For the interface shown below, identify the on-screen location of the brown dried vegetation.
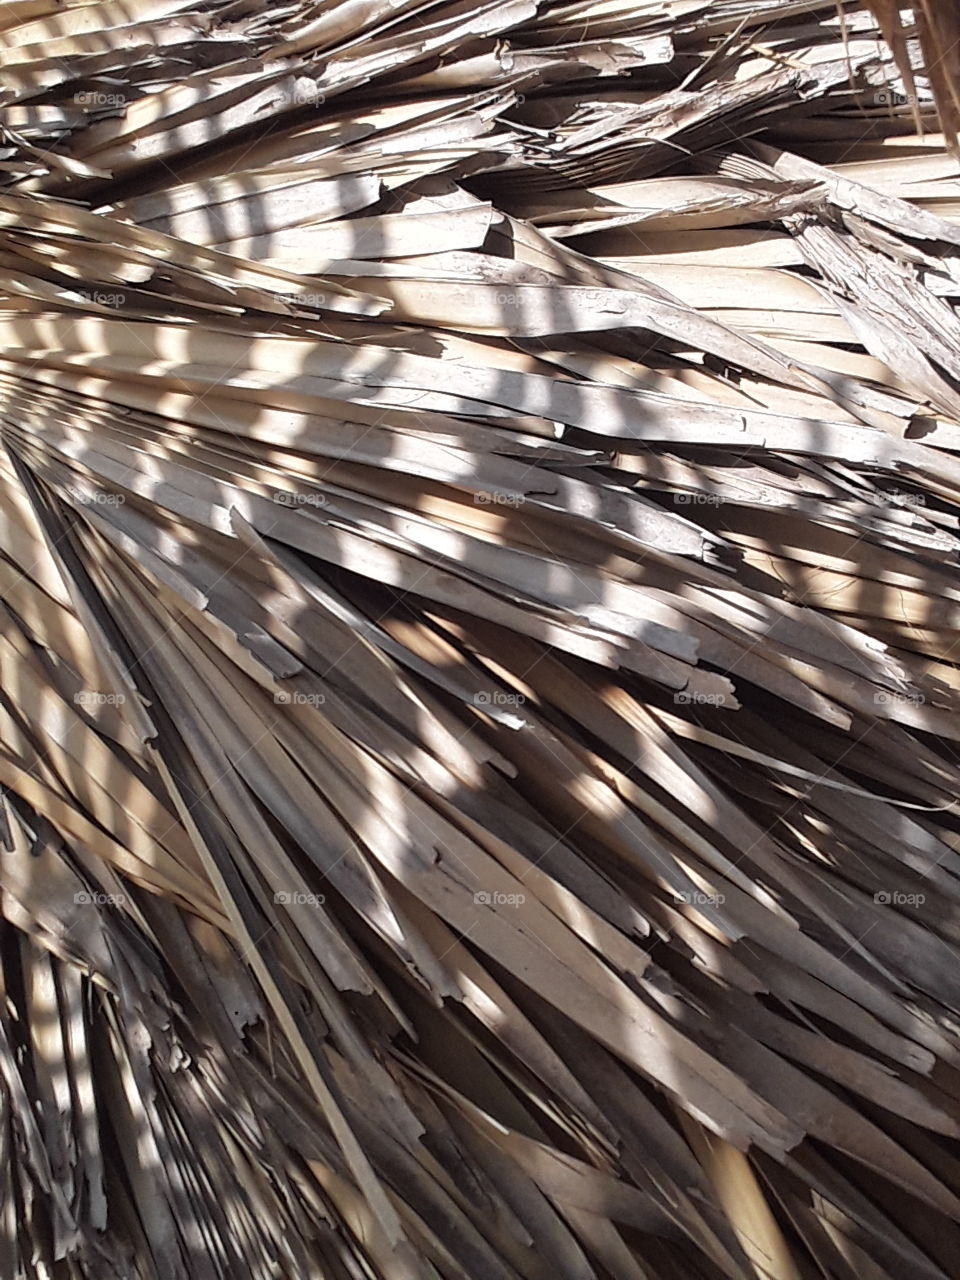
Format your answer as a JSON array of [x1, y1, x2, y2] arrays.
[[2, 3, 960, 1278]]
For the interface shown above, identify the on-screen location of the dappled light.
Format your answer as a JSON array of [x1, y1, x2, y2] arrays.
[[2, 2, 960, 1279]]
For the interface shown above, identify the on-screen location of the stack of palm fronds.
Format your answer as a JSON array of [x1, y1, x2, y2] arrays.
[[3, 2, 960, 1277]]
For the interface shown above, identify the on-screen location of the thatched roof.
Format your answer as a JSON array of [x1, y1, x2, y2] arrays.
[[1, 2, 960, 1277]]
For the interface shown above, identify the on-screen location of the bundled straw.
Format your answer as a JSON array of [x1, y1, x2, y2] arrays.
[[2, 2, 960, 1277]]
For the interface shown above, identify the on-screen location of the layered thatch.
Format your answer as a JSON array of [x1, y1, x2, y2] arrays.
[[2, 2, 960, 1278]]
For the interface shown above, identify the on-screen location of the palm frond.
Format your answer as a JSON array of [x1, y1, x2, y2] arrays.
[[2, 3, 960, 1278]]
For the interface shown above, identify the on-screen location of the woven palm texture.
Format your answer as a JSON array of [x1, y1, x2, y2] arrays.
[[2, 2, 960, 1277]]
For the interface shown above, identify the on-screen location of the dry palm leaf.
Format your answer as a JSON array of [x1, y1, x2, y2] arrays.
[[2, 3, 960, 1279]]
